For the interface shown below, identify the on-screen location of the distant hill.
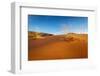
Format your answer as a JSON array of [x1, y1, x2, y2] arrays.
[[28, 31, 54, 39]]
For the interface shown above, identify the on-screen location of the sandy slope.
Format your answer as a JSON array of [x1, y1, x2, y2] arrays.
[[28, 33, 88, 60]]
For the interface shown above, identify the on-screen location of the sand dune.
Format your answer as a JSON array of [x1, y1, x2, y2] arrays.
[[28, 33, 88, 60]]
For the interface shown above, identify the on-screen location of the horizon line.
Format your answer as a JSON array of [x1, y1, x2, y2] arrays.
[[28, 31, 88, 35]]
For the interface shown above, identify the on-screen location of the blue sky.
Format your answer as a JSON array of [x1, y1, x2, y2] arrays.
[[28, 15, 88, 35]]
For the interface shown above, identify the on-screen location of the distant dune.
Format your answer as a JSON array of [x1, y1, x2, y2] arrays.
[[28, 32, 88, 60], [28, 31, 53, 39]]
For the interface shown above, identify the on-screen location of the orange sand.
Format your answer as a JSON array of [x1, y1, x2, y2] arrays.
[[28, 33, 88, 60]]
